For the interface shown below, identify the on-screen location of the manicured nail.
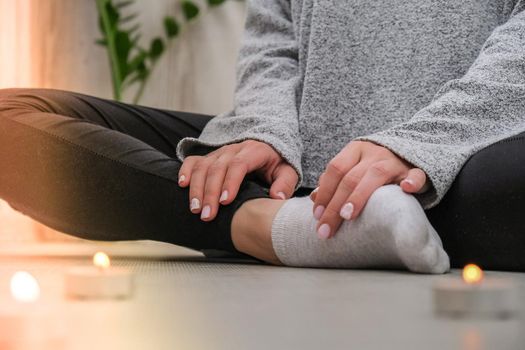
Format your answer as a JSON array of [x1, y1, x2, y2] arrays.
[[402, 178, 414, 186], [178, 175, 186, 185], [340, 202, 354, 220], [313, 205, 325, 220], [317, 224, 331, 239], [201, 205, 211, 219], [220, 190, 229, 203], [277, 192, 286, 200], [190, 198, 200, 211]]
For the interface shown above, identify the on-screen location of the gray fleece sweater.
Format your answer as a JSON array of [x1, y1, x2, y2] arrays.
[[176, 0, 525, 208]]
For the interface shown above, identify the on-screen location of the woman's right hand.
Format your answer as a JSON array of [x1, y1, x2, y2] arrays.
[[178, 140, 298, 222]]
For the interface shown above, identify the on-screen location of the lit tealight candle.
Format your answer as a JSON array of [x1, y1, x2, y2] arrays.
[[433, 264, 517, 318], [65, 252, 133, 299], [1, 272, 65, 350], [10, 270, 41, 303]]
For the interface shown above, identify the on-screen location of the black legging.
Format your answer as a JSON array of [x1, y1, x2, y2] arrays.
[[0, 88, 523, 271], [0, 88, 270, 258]]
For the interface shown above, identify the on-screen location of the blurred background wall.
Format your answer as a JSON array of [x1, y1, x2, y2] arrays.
[[0, 0, 247, 242]]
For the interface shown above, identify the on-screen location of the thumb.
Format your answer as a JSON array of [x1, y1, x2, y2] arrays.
[[269, 164, 298, 200]]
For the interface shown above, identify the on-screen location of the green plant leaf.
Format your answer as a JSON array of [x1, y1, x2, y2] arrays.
[[132, 61, 149, 83], [149, 38, 165, 60], [207, 0, 226, 6], [114, 0, 134, 9], [124, 60, 148, 85], [127, 51, 147, 73], [126, 23, 141, 35], [124, 72, 143, 87], [105, 1, 120, 28], [164, 16, 179, 38], [182, 1, 199, 20], [115, 30, 133, 78], [119, 13, 138, 24]]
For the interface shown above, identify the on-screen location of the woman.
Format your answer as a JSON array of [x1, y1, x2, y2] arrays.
[[1, 0, 524, 272]]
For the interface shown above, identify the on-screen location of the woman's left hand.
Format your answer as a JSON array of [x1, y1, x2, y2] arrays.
[[311, 140, 429, 239]]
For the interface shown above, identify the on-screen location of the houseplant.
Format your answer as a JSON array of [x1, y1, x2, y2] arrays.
[[96, 0, 229, 103]]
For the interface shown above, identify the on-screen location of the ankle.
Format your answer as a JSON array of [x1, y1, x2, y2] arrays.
[[231, 198, 285, 265]]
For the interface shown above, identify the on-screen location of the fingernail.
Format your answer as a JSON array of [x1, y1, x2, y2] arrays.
[[277, 192, 286, 200], [219, 190, 228, 203], [313, 205, 325, 220], [402, 178, 414, 186], [340, 202, 354, 220], [190, 198, 200, 211], [317, 224, 331, 239], [178, 175, 186, 185], [201, 205, 211, 219]]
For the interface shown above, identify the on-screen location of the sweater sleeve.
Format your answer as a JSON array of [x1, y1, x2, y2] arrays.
[[354, 1, 525, 209], [176, 0, 303, 186]]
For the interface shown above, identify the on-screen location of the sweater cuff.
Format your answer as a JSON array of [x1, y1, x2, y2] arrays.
[[353, 133, 466, 209], [176, 134, 304, 191]]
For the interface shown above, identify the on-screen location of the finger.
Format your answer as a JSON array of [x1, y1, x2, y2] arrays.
[[188, 156, 217, 214], [178, 156, 200, 187], [269, 164, 298, 200], [220, 144, 275, 204], [200, 154, 232, 221], [220, 155, 250, 205], [344, 160, 405, 220], [309, 187, 319, 201], [316, 162, 369, 239], [314, 144, 360, 220], [400, 168, 428, 194]]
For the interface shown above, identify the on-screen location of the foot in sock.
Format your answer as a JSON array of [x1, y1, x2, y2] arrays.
[[270, 184, 450, 274]]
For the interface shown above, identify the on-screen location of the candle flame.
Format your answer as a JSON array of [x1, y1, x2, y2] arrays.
[[10, 271, 40, 303], [93, 252, 111, 270], [462, 264, 483, 284]]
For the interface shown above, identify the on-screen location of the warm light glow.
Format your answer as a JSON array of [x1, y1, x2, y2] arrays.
[[10, 271, 40, 303], [93, 252, 111, 270], [0, 0, 32, 88], [462, 264, 483, 284]]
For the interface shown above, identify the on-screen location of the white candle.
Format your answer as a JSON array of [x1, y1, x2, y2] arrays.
[[65, 252, 133, 299], [433, 264, 517, 319], [0, 272, 66, 350]]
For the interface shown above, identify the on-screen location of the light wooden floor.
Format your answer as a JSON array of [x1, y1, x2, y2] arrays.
[[1, 244, 524, 350]]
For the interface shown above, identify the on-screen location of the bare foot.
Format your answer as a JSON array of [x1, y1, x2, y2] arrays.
[[231, 198, 286, 265]]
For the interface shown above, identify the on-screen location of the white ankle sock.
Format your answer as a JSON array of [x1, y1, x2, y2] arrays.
[[271, 185, 450, 274]]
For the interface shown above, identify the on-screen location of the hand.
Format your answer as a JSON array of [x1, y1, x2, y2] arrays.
[[178, 140, 298, 221], [310, 140, 429, 239]]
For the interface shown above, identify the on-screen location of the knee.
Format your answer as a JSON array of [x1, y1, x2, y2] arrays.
[[0, 88, 26, 103], [0, 88, 52, 116], [0, 88, 28, 105], [0, 89, 23, 117]]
